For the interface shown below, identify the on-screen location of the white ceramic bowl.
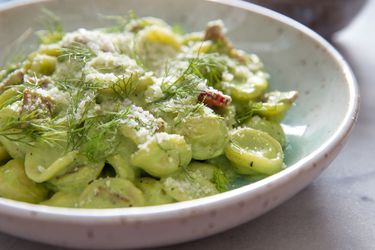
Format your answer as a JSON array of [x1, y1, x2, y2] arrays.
[[0, 0, 359, 249]]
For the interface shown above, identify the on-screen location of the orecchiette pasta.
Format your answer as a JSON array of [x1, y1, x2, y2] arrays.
[[0, 12, 297, 208]]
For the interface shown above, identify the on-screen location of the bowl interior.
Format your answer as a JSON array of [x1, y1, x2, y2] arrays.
[[0, 0, 352, 182]]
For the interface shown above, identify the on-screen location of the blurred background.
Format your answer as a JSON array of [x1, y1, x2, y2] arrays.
[[246, 0, 368, 38], [0, 0, 369, 39], [0, 0, 369, 41]]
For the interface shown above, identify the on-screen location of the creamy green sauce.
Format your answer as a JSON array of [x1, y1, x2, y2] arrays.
[[0, 14, 297, 208]]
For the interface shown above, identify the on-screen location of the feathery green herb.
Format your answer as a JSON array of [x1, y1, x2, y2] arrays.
[[236, 102, 263, 125], [159, 59, 205, 101], [110, 73, 138, 100], [58, 42, 96, 64], [0, 110, 65, 145], [173, 103, 204, 126], [80, 108, 131, 162], [191, 53, 227, 86]]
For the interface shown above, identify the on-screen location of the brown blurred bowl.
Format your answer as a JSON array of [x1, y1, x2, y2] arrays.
[[247, 0, 368, 38]]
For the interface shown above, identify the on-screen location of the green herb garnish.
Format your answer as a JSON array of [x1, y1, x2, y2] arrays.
[[58, 42, 96, 64]]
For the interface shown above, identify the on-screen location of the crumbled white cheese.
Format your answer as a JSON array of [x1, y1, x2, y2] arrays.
[[144, 78, 163, 103], [196, 80, 208, 91], [222, 72, 234, 82], [121, 105, 160, 144], [110, 33, 135, 54], [61, 28, 116, 53], [90, 52, 139, 69], [8, 100, 22, 113], [155, 132, 184, 144], [84, 52, 143, 85], [74, 92, 95, 120], [33, 88, 50, 97], [122, 98, 132, 106], [85, 71, 117, 83], [235, 65, 252, 79], [37, 86, 69, 105], [130, 105, 157, 126]]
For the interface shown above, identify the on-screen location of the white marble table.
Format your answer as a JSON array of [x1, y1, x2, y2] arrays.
[[0, 1, 374, 249]]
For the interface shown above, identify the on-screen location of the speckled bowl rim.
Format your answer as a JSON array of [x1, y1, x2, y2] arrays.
[[0, 0, 359, 223]]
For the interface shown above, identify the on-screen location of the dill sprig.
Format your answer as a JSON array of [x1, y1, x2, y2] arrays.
[[0, 110, 66, 145], [0, 90, 23, 110], [191, 53, 227, 86], [158, 53, 229, 104], [173, 102, 204, 126], [55, 72, 131, 161], [0, 74, 67, 145], [0, 77, 97, 149], [158, 59, 205, 102], [58, 42, 96, 64], [53, 73, 101, 93], [148, 56, 214, 122], [80, 108, 131, 162], [65, 88, 96, 151], [36, 8, 64, 44], [129, 42, 147, 70], [236, 102, 263, 125], [65, 98, 100, 156], [110, 73, 138, 100]]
